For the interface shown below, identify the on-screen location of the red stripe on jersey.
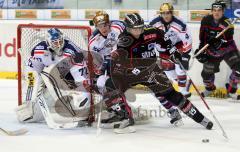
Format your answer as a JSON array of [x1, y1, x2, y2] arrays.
[[34, 51, 45, 55], [171, 25, 186, 33], [178, 44, 192, 53], [63, 53, 71, 57], [88, 37, 96, 48], [111, 25, 123, 32]]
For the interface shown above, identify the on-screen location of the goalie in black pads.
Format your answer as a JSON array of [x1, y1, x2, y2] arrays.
[[103, 13, 213, 131]]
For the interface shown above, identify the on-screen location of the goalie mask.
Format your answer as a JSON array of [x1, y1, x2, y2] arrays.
[[47, 28, 64, 56]]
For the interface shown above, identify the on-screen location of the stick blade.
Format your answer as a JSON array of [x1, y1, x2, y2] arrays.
[[0, 128, 28, 136]]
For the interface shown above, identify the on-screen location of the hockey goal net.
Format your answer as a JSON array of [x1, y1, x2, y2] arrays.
[[17, 24, 92, 106]]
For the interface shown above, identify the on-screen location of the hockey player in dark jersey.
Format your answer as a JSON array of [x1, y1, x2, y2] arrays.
[[103, 13, 213, 130], [195, 1, 240, 100], [89, 11, 183, 126]]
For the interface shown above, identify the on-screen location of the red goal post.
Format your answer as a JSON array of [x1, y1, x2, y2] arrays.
[[17, 24, 92, 106]]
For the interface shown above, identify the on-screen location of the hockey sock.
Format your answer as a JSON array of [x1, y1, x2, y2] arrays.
[[157, 96, 174, 110]]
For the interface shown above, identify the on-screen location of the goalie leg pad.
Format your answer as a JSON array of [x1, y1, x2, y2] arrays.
[[24, 70, 42, 102], [15, 101, 44, 123]]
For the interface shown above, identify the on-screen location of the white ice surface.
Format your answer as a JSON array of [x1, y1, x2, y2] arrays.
[[0, 79, 240, 152]]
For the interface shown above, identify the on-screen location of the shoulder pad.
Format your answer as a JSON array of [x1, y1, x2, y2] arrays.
[[149, 16, 161, 25], [64, 40, 81, 53], [222, 17, 232, 26], [89, 29, 100, 41], [33, 41, 48, 50], [31, 41, 48, 56], [111, 20, 126, 30], [172, 16, 186, 31], [201, 15, 212, 24], [118, 35, 134, 48]]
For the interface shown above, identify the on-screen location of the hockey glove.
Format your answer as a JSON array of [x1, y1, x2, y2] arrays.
[[169, 47, 182, 64], [100, 56, 111, 75], [207, 37, 225, 50], [72, 51, 84, 63], [194, 49, 208, 63]]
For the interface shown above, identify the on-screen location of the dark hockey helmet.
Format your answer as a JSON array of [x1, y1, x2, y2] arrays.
[[124, 13, 144, 29], [212, 0, 226, 10]]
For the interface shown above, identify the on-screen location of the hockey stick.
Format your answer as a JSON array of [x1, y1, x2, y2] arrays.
[[0, 127, 28, 136], [96, 95, 103, 136], [96, 71, 107, 136], [37, 95, 80, 129], [176, 59, 228, 139], [193, 18, 239, 58]]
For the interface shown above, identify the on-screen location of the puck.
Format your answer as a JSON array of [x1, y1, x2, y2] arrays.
[[202, 139, 209, 143]]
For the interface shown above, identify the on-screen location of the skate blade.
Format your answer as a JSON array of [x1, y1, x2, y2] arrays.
[[114, 126, 136, 134], [173, 120, 184, 127]]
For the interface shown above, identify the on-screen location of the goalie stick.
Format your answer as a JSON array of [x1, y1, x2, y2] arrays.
[[37, 94, 81, 129], [0, 127, 28, 136], [37, 70, 85, 129]]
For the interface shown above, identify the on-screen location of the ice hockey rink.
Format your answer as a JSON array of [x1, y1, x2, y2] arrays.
[[0, 79, 240, 152]]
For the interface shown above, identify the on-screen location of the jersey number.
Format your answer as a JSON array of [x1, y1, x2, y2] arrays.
[[79, 67, 88, 76]]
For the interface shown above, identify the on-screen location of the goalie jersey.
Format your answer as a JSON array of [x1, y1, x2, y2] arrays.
[[27, 39, 88, 78]]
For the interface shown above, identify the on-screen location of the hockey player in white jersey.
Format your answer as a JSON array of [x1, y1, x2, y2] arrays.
[[149, 3, 193, 126], [150, 3, 192, 97], [89, 11, 125, 76], [88, 11, 135, 126], [15, 28, 94, 129]]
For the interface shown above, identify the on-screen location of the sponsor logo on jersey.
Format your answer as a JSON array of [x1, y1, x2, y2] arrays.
[[93, 46, 104, 52], [141, 50, 156, 58], [35, 45, 45, 50], [144, 34, 157, 40], [27, 72, 35, 87]]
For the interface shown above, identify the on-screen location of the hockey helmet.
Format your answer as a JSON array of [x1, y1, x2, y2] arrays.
[[159, 3, 174, 13], [47, 28, 64, 56], [212, 0, 226, 10], [93, 11, 110, 26], [124, 13, 144, 29]]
